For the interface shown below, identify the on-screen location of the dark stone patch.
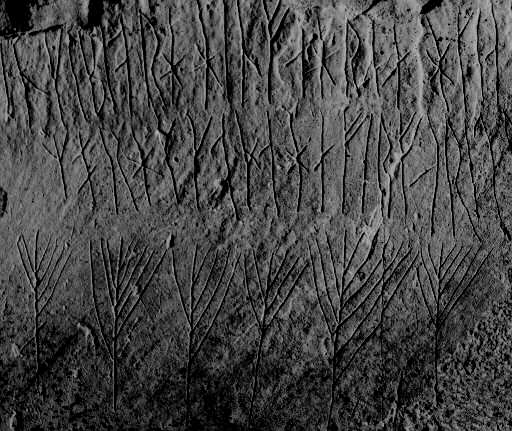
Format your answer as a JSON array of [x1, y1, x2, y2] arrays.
[[420, 0, 444, 15], [83, 0, 122, 29], [83, 0, 105, 28], [0, 187, 7, 217], [0, 0, 122, 36], [5, 0, 35, 32]]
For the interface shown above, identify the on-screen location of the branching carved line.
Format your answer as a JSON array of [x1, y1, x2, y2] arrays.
[[287, 110, 309, 214], [476, 9, 484, 107], [455, 9, 481, 224], [380, 112, 420, 220], [109, 126, 140, 212], [0, 40, 13, 120], [303, 15, 337, 99], [478, 118, 511, 240], [223, 0, 232, 103], [261, 112, 280, 217], [371, 20, 380, 99], [163, 5, 185, 106], [186, 113, 213, 212], [443, 119, 456, 239], [377, 115, 385, 219], [235, 0, 262, 105], [320, 113, 326, 211], [99, 128, 120, 215], [399, 113, 422, 220], [194, 0, 223, 111], [393, 24, 401, 110], [157, 120, 181, 207], [424, 17, 452, 114], [68, 33, 91, 123], [77, 31, 107, 118], [427, 115, 441, 236], [313, 110, 366, 173], [426, 16, 480, 223], [491, 3, 500, 115], [379, 30, 410, 107], [236, 111, 261, 211], [345, 20, 364, 97], [361, 114, 373, 215], [139, 12, 159, 121], [12, 40, 35, 129], [43, 27, 66, 129], [446, 121, 481, 241], [220, 113, 240, 220], [261, 0, 289, 105], [128, 130, 163, 208], [456, 7, 473, 131], [73, 132, 98, 210], [100, 23, 120, 113], [120, 15, 135, 123], [40, 130, 69, 201]]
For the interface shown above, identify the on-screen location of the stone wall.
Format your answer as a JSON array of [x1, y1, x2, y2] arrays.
[[0, 0, 511, 429]]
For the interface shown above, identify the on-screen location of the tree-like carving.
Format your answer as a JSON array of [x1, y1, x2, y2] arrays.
[[170, 244, 240, 428], [89, 237, 166, 412], [16, 231, 72, 375], [242, 243, 308, 428], [308, 229, 417, 429], [416, 238, 494, 404]]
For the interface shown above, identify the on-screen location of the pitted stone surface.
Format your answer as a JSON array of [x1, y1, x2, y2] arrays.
[[0, 0, 511, 429]]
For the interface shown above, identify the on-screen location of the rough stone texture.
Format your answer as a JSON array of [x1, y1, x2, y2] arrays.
[[0, 0, 511, 429]]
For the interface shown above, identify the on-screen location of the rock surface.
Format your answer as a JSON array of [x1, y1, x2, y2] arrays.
[[0, 0, 511, 429]]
